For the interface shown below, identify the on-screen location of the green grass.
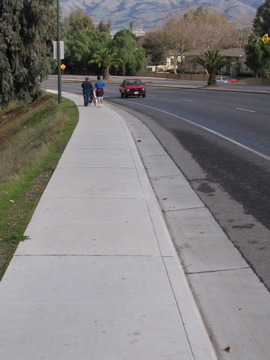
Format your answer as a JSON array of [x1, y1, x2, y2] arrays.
[[0, 93, 79, 279]]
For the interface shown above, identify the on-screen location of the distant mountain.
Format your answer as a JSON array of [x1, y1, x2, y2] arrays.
[[60, 0, 264, 31]]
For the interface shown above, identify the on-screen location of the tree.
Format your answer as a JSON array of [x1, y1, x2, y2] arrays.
[[113, 30, 146, 75], [253, 0, 270, 36], [63, 10, 96, 72], [185, 7, 238, 53], [245, 1, 270, 78], [195, 50, 231, 86], [245, 33, 270, 77], [63, 13, 146, 77], [0, 0, 56, 108], [143, 7, 238, 74], [63, 11, 113, 74], [89, 48, 122, 79], [235, 26, 253, 49], [143, 31, 167, 66], [97, 20, 111, 33], [160, 16, 195, 73]]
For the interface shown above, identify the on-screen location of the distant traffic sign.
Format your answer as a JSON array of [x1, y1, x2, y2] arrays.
[[261, 34, 270, 43]]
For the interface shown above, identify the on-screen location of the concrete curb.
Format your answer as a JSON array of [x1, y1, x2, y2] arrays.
[[109, 103, 270, 360]]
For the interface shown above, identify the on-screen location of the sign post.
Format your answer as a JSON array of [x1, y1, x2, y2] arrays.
[[57, 0, 62, 104]]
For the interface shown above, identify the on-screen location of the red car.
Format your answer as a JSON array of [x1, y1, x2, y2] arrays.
[[228, 78, 239, 83], [119, 78, 146, 98]]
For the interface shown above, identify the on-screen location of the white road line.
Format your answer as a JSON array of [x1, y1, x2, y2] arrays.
[[135, 103, 270, 162], [236, 107, 256, 113]]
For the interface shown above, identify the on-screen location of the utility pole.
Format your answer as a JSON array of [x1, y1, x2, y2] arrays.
[[57, 0, 62, 103]]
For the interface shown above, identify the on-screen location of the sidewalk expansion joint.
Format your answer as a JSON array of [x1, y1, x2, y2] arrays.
[[164, 205, 205, 213], [14, 254, 174, 258], [185, 266, 250, 275]]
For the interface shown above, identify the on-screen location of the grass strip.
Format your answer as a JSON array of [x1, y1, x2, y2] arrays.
[[0, 93, 79, 279]]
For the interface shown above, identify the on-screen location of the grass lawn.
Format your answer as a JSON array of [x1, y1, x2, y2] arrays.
[[0, 93, 79, 279]]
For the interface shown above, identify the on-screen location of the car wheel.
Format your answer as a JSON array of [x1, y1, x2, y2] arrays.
[[142, 94, 146, 97]]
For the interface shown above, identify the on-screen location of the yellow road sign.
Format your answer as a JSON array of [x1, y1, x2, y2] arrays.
[[60, 64, 66, 70], [261, 34, 269, 43]]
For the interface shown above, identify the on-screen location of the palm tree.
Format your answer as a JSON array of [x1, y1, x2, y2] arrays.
[[195, 50, 231, 86], [89, 48, 122, 79]]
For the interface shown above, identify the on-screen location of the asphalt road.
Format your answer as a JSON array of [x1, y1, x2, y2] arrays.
[[43, 77, 270, 290]]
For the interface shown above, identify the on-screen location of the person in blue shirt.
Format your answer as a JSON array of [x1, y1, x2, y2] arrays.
[[81, 77, 93, 107], [94, 75, 106, 107]]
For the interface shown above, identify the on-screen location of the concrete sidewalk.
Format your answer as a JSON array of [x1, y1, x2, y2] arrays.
[[0, 92, 216, 360]]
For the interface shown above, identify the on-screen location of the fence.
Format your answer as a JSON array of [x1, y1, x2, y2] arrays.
[[135, 72, 209, 81]]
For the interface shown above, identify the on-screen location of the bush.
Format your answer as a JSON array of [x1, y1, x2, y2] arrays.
[[237, 73, 253, 78]]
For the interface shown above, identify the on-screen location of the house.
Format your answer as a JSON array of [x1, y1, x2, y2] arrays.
[[165, 49, 251, 75], [218, 49, 250, 75]]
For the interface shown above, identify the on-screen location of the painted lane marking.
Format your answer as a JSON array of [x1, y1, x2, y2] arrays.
[[236, 107, 256, 113], [129, 102, 270, 161]]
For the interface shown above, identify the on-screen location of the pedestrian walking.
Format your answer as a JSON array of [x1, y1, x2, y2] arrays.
[[94, 75, 106, 107], [81, 77, 93, 107]]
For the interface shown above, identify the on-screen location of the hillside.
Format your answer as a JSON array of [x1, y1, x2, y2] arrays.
[[60, 0, 264, 31]]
